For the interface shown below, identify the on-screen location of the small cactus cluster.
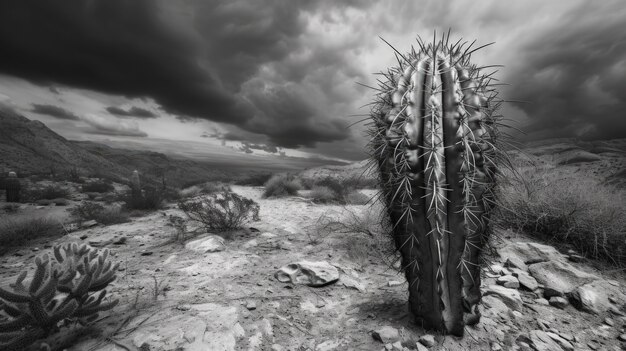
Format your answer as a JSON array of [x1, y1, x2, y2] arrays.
[[0, 243, 119, 351], [367, 32, 508, 336]]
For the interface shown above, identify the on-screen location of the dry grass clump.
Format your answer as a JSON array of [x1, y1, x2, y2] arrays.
[[0, 216, 65, 247], [70, 201, 129, 225], [263, 174, 302, 198], [496, 163, 626, 266], [307, 177, 370, 205]]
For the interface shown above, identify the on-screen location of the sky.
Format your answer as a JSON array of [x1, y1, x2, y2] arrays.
[[0, 0, 625, 162]]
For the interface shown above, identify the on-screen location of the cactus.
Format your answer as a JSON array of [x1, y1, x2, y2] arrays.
[[0, 244, 119, 350], [130, 170, 141, 197], [367, 32, 507, 336], [5, 171, 20, 203]]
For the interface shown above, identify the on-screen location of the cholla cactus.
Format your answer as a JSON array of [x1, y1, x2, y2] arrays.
[[5, 171, 20, 203], [130, 170, 141, 197], [367, 32, 508, 335], [0, 244, 119, 350]]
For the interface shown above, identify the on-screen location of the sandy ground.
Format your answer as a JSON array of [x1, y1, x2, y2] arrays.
[[1, 185, 625, 351]]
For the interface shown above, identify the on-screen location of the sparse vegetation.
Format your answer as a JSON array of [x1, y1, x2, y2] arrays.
[[122, 186, 163, 211], [307, 177, 370, 204], [178, 191, 260, 232], [263, 174, 302, 197], [81, 180, 114, 193], [0, 244, 119, 350], [496, 164, 626, 266], [22, 184, 70, 202], [167, 215, 188, 242], [235, 172, 274, 186], [70, 201, 129, 225], [0, 217, 65, 248], [178, 182, 231, 199]]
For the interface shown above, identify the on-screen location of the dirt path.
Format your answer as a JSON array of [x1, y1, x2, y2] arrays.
[[1, 185, 625, 351]]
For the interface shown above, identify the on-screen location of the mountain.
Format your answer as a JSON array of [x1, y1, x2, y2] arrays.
[[0, 105, 248, 186]]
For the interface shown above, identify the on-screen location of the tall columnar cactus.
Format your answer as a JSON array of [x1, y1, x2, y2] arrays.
[[367, 33, 506, 336], [130, 170, 141, 197], [5, 171, 20, 203]]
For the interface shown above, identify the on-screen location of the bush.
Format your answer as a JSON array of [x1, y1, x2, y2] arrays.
[[263, 174, 302, 197], [235, 172, 274, 186], [81, 180, 114, 193], [178, 191, 260, 232], [22, 185, 70, 202], [179, 182, 231, 199], [123, 187, 163, 211], [496, 166, 626, 266], [306, 177, 370, 205], [70, 201, 129, 225], [0, 217, 65, 247]]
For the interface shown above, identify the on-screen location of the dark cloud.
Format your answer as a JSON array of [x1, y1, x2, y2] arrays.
[[106, 106, 158, 118], [82, 114, 148, 137], [504, 1, 626, 140], [239, 142, 279, 154], [0, 0, 370, 149], [31, 103, 79, 120]]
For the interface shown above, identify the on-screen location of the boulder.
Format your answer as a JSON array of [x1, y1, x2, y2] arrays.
[[185, 235, 225, 253], [568, 280, 626, 314], [514, 271, 539, 291], [528, 260, 598, 297], [528, 330, 563, 351], [498, 242, 565, 266], [549, 296, 568, 309], [371, 326, 400, 344], [497, 275, 520, 289], [275, 261, 339, 287], [483, 285, 523, 311]]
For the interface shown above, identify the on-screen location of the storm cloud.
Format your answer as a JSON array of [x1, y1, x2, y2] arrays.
[[31, 104, 79, 120], [0, 0, 625, 157], [0, 0, 370, 148], [106, 106, 158, 118]]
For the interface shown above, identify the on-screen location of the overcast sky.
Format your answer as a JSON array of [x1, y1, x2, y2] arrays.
[[0, 0, 624, 161]]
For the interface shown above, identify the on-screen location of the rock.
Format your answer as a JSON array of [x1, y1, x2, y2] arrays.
[[185, 235, 226, 253], [315, 340, 340, 351], [568, 280, 626, 314], [514, 271, 539, 291], [391, 341, 403, 350], [549, 296, 569, 309], [490, 264, 504, 274], [232, 323, 245, 338], [388, 280, 403, 287], [497, 275, 520, 289], [491, 342, 502, 351], [372, 326, 400, 344], [81, 219, 98, 228], [535, 298, 549, 306], [505, 257, 528, 271], [341, 275, 366, 292], [528, 330, 563, 351], [567, 254, 585, 263], [528, 260, 598, 297], [271, 345, 284, 351], [483, 285, 523, 311], [260, 232, 277, 238], [604, 317, 614, 326], [275, 261, 339, 287], [246, 301, 257, 310], [618, 334, 626, 341], [418, 334, 436, 347], [243, 239, 258, 248], [415, 342, 429, 351], [546, 332, 574, 351], [482, 295, 511, 317], [498, 242, 564, 266]]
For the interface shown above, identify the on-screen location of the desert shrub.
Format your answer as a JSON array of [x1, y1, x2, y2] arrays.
[[0, 244, 119, 350], [179, 182, 230, 199], [0, 217, 65, 247], [123, 186, 163, 211], [178, 191, 260, 232], [70, 201, 129, 225], [263, 174, 302, 198], [2, 203, 20, 213], [22, 185, 70, 202], [309, 186, 338, 203], [235, 172, 274, 186], [306, 177, 370, 205], [81, 180, 114, 193], [496, 166, 626, 266]]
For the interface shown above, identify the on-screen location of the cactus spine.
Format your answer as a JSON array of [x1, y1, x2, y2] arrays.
[[368, 32, 504, 336]]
